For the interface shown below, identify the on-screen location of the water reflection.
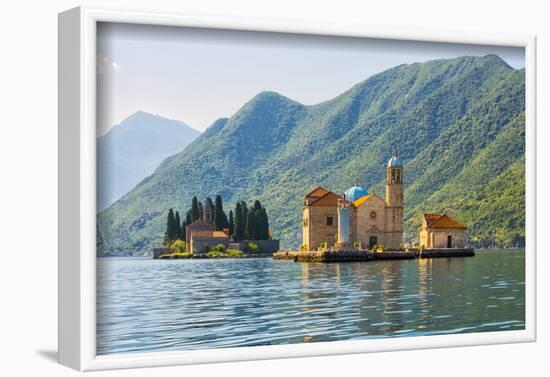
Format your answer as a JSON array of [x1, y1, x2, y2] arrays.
[[97, 249, 525, 355]]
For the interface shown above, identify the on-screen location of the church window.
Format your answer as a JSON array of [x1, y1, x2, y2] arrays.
[[326, 216, 333, 226], [370, 211, 377, 219]]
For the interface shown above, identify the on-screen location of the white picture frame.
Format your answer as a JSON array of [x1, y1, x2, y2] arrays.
[[58, 6, 537, 371]]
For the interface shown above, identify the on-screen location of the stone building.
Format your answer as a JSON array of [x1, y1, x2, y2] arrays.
[[185, 220, 214, 252], [185, 219, 232, 253], [302, 149, 404, 251], [419, 213, 468, 249], [302, 187, 340, 249], [190, 230, 230, 253]]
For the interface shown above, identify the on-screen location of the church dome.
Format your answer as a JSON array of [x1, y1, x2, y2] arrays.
[[387, 155, 402, 168], [344, 186, 369, 202]]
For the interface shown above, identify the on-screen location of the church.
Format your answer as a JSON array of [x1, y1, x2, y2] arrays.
[[302, 150, 404, 251]]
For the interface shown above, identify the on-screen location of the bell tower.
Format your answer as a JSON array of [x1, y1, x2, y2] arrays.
[[385, 147, 404, 249]]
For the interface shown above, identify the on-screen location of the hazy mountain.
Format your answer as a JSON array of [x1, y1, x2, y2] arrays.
[[98, 55, 525, 253], [97, 111, 200, 211]]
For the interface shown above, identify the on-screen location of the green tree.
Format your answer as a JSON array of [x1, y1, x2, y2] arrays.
[[191, 196, 200, 222], [204, 197, 214, 223], [240, 201, 248, 238], [174, 211, 182, 240], [253, 200, 262, 211], [255, 207, 270, 240], [233, 202, 244, 241], [214, 195, 225, 230], [228, 210, 234, 237], [263, 208, 270, 239], [186, 209, 193, 226], [246, 210, 256, 240], [166, 208, 177, 242], [251, 200, 269, 240], [198, 201, 204, 221], [163, 231, 170, 247], [222, 210, 229, 229], [180, 220, 187, 241]]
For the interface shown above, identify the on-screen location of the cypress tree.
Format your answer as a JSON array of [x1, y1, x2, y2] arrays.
[[166, 208, 177, 242], [228, 210, 234, 237], [191, 196, 200, 221], [262, 208, 270, 239], [204, 197, 214, 224], [256, 208, 269, 240], [222, 211, 229, 229], [214, 195, 225, 230], [163, 231, 170, 247], [175, 211, 182, 240], [241, 201, 248, 238], [186, 209, 193, 226], [246, 210, 256, 240], [252, 209, 261, 240], [180, 220, 187, 241], [233, 202, 244, 241], [252, 200, 266, 240], [198, 202, 204, 221], [253, 200, 262, 211]]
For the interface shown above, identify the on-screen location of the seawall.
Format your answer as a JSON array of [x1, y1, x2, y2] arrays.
[[273, 248, 475, 263]]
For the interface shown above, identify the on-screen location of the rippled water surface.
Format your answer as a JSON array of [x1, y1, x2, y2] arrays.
[[97, 249, 525, 355]]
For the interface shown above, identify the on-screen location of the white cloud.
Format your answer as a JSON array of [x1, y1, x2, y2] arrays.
[[97, 54, 121, 75]]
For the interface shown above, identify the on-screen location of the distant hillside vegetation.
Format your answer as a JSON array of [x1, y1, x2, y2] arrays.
[[97, 111, 200, 211], [98, 55, 525, 253]]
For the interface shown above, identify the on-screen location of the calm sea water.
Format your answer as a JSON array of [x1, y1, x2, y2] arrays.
[[97, 249, 525, 355]]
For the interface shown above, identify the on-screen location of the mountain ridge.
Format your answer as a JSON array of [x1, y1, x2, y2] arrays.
[[98, 55, 525, 253], [96, 111, 201, 211]]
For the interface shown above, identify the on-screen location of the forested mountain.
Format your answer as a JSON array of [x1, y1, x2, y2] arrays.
[[97, 111, 200, 210], [97, 55, 525, 253]]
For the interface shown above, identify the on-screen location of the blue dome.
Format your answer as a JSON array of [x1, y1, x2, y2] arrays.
[[344, 186, 369, 202], [387, 156, 402, 168]]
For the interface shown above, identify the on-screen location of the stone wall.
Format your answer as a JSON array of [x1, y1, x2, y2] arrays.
[[384, 206, 403, 250], [419, 229, 429, 248], [229, 240, 280, 254], [190, 237, 230, 253], [303, 205, 338, 250], [152, 247, 170, 259], [355, 196, 387, 248], [420, 228, 468, 249]]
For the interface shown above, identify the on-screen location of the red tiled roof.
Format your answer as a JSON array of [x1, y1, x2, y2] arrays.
[[191, 230, 229, 238], [308, 191, 339, 206], [191, 230, 214, 237], [423, 213, 467, 229]]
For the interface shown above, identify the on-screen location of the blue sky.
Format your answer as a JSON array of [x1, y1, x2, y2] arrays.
[[97, 22, 524, 136]]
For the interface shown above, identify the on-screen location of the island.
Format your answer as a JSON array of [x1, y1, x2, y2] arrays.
[[274, 148, 474, 262], [153, 195, 279, 259]]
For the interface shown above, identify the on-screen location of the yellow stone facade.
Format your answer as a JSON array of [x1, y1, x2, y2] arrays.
[[353, 194, 388, 248], [302, 205, 338, 251]]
